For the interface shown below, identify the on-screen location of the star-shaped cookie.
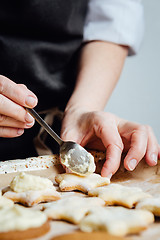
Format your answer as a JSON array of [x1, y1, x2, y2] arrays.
[[55, 173, 110, 193], [43, 196, 105, 224], [80, 206, 154, 237], [88, 183, 151, 208], [136, 197, 160, 216], [2, 172, 60, 206]]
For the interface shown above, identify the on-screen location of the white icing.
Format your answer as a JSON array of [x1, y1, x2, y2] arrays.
[[10, 172, 55, 192], [0, 205, 47, 232], [61, 145, 96, 176], [0, 196, 14, 209]]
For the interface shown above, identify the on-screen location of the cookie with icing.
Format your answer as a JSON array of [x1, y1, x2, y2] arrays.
[[0, 196, 14, 209], [0, 205, 50, 239], [0, 190, 14, 209], [2, 172, 60, 206]]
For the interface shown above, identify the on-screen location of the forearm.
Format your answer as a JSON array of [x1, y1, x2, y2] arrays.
[[61, 41, 159, 177], [66, 41, 128, 112]]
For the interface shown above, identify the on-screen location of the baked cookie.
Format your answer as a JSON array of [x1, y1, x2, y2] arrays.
[[136, 197, 160, 216], [88, 183, 151, 208], [80, 206, 154, 237], [55, 173, 110, 193], [0, 195, 14, 209], [0, 205, 50, 239], [43, 196, 105, 224], [2, 172, 60, 206], [52, 232, 125, 240]]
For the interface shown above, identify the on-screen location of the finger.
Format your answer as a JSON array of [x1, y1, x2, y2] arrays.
[[124, 126, 148, 171], [61, 126, 84, 144], [0, 75, 38, 108], [0, 94, 34, 123], [93, 122, 123, 177], [0, 127, 24, 138], [101, 144, 123, 178], [0, 114, 35, 129], [145, 126, 159, 166]]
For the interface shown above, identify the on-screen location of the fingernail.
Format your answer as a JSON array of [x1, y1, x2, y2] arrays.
[[25, 112, 34, 123], [26, 119, 35, 127], [150, 153, 157, 164], [17, 129, 24, 135], [128, 159, 137, 171], [25, 96, 37, 107]]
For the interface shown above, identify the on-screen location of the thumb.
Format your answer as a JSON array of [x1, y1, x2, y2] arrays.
[[60, 126, 84, 145]]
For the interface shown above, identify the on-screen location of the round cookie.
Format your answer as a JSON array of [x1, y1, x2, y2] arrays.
[[0, 205, 50, 239], [51, 232, 126, 240], [0, 221, 50, 240]]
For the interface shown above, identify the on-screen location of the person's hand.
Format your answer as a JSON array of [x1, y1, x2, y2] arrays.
[[0, 75, 38, 138], [61, 108, 160, 177]]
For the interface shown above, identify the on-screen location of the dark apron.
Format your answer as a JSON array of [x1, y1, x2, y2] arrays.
[[0, 0, 88, 160]]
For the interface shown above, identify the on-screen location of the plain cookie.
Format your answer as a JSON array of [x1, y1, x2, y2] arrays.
[[55, 173, 110, 193], [43, 196, 105, 224], [136, 197, 160, 216], [88, 183, 151, 208], [80, 206, 154, 237]]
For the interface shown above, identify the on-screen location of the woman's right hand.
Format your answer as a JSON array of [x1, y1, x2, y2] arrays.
[[0, 75, 38, 138]]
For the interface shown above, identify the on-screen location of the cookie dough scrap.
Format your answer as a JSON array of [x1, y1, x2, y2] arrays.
[[0, 205, 50, 240], [88, 183, 151, 208], [43, 196, 105, 224], [2, 172, 60, 206], [80, 206, 154, 237], [136, 197, 160, 216], [55, 173, 110, 193]]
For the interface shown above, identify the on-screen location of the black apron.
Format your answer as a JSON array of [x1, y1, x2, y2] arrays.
[[0, 0, 88, 160]]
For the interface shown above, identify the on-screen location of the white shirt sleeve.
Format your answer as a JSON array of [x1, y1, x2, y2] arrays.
[[83, 0, 144, 55]]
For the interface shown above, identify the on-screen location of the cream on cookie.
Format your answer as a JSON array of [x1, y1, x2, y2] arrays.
[[3, 172, 60, 206], [0, 190, 14, 209], [10, 172, 54, 192], [60, 145, 96, 176], [0, 205, 50, 239]]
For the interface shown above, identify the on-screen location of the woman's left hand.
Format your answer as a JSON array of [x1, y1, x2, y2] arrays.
[[61, 108, 160, 177]]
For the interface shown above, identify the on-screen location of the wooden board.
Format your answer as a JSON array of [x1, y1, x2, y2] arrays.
[[0, 154, 160, 240]]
